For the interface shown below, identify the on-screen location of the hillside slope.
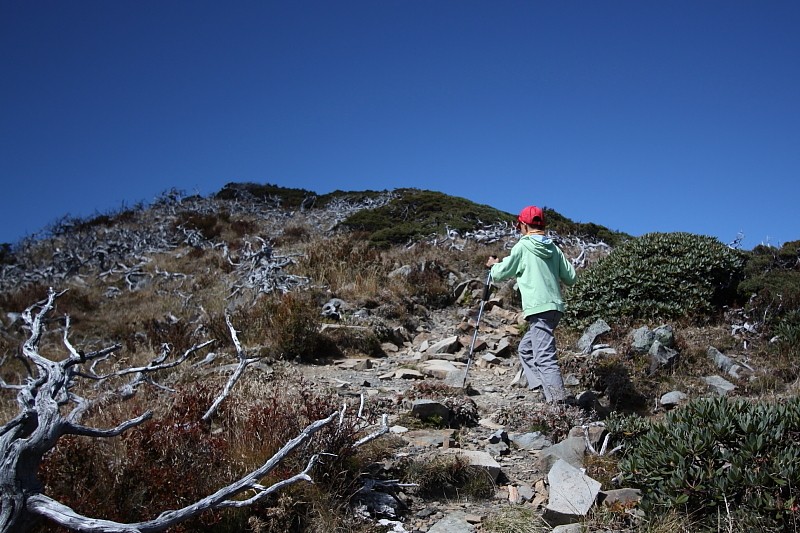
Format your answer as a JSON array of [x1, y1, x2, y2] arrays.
[[1, 184, 799, 532]]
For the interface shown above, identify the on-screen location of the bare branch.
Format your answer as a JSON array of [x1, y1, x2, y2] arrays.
[[354, 414, 389, 447], [64, 411, 153, 439], [79, 341, 214, 380], [200, 314, 258, 422]]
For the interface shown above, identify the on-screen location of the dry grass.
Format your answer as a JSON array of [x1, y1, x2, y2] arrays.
[[405, 454, 496, 500], [31, 368, 395, 532], [482, 506, 551, 533]]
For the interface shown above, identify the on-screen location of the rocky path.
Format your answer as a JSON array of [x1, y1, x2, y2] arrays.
[[296, 297, 622, 532]]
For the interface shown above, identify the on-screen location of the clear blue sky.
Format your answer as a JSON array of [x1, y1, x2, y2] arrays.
[[2, 1, 798, 249]]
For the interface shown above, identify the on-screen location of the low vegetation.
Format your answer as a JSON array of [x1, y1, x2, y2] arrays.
[[609, 396, 800, 532], [565, 232, 746, 328], [1, 184, 799, 531]]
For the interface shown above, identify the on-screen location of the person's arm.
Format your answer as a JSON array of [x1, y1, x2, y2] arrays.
[[487, 247, 520, 282], [558, 250, 577, 286]]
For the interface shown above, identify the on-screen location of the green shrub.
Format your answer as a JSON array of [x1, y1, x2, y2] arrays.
[[774, 309, 800, 358], [215, 182, 315, 208], [565, 232, 745, 327], [738, 240, 800, 332], [0, 243, 14, 264], [338, 189, 510, 246], [616, 396, 800, 527]]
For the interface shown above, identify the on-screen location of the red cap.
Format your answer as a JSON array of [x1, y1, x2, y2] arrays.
[[518, 206, 545, 227]]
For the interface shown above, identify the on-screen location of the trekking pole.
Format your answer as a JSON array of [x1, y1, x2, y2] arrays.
[[461, 269, 493, 387]]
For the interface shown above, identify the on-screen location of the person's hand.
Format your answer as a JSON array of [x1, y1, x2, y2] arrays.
[[485, 255, 499, 267]]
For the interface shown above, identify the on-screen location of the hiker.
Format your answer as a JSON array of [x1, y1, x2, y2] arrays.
[[486, 206, 577, 403]]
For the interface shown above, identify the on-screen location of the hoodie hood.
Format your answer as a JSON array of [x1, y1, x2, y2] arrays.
[[520, 235, 554, 258]]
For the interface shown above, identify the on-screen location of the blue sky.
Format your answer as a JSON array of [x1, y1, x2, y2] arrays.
[[2, 1, 798, 249]]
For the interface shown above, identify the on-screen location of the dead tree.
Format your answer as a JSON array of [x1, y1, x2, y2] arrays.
[[0, 288, 387, 533]]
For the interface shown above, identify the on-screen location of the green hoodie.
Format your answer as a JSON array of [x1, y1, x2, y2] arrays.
[[489, 235, 577, 317]]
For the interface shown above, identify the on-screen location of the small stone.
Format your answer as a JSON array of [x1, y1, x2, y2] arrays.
[[660, 391, 688, 408]]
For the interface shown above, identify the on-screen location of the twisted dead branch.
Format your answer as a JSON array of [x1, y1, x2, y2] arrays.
[[0, 288, 388, 533]]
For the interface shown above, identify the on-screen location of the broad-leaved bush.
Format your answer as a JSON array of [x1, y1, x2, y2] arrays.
[[614, 396, 800, 529], [565, 232, 744, 327]]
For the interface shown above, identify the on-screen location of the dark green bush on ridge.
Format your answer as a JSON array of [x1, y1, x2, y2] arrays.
[[339, 189, 511, 246], [564, 232, 745, 327], [215, 182, 316, 208]]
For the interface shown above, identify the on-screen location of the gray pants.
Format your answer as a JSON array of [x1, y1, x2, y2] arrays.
[[518, 310, 567, 403]]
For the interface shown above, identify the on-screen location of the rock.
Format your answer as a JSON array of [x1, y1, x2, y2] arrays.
[[477, 353, 500, 367], [487, 306, 519, 323], [577, 319, 611, 354], [517, 483, 535, 502], [453, 280, 472, 301], [415, 507, 437, 518], [403, 429, 456, 448], [443, 449, 502, 481], [459, 335, 487, 352], [377, 518, 410, 532], [420, 359, 462, 380], [413, 331, 432, 347], [570, 425, 605, 452], [353, 485, 401, 518], [552, 525, 588, 533], [708, 346, 748, 379], [388, 265, 413, 278], [479, 418, 505, 430], [488, 429, 509, 444], [544, 459, 601, 524], [648, 340, 679, 374], [411, 399, 451, 422], [428, 511, 475, 533], [491, 338, 513, 358], [381, 342, 399, 353], [427, 335, 461, 355], [590, 347, 617, 357], [703, 375, 736, 395], [443, 370, 470, 388], [389, 425, 409, 434], [660, 391, 688, 408], [510, 431, 552, 451], [321, 298, 346, 320], [653, 324, 675, 347], [599, 487, 642, 507], [384, 368, 425, 380], [538, 436, 586, 471], [354, 359, 373, 370], [631, 326, 655, 352], [464, 513, 482, 524], [510, 368, 527, 387], [485, 441, 509, 457], [575, 390, 600, 411]]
